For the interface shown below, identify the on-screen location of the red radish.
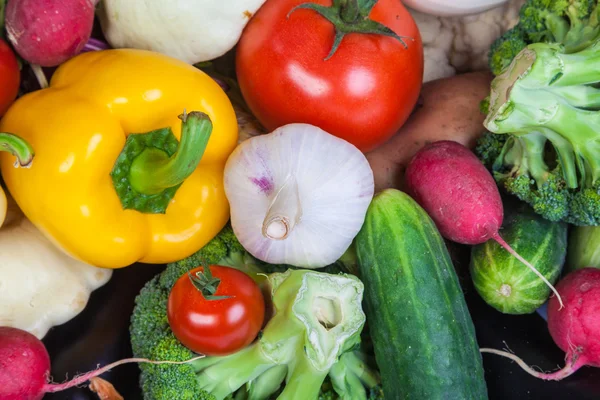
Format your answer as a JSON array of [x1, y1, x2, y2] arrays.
[[0, 326, 203, 400], [481, 268, 600, 380], [5, 0, 97, 67], [404, 140, 563, 307]]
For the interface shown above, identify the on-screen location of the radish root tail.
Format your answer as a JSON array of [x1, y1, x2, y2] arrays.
[[30, 64, 49, 90], [492, 232, 564, 309], [480, 348, 584, 381], [42, 355, 205, 393]]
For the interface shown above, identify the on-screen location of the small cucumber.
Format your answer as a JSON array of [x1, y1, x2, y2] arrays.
[[356, 189, 488, 400], [470, 200, 567, 314], [567, 226, 600, 272]]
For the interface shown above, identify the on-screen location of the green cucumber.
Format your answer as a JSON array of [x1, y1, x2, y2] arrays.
[[567, 226, 600, 272], [470, 200, 567, 315], [355, 189, 487, 400]]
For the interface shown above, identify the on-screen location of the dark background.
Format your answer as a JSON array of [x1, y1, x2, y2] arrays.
[[41, 246, 600, 400]]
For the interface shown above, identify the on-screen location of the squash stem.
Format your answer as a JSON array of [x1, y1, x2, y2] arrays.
[[262, 175, 302, 240], [128, 111, 212, 195]]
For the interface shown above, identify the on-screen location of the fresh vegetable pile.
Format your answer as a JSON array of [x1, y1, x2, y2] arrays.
[[2, 0, 600, 399]]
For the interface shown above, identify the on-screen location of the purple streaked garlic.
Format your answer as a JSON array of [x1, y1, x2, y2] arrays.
[[224, 123, 374, 268]]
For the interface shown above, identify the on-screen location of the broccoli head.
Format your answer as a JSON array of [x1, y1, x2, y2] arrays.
[[488, 0, 600, 75], [480, 36, 600, 225], [130, 226, 379, 399], [159, 224, 291, 290]]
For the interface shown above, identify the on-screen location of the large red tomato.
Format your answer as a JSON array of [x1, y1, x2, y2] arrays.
[[167, 265, 265, 356], [0, 39, 20, 117], [236, 0, 423, 152]]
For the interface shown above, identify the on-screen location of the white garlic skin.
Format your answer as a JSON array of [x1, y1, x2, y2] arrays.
[[224, 123, 375, 269]]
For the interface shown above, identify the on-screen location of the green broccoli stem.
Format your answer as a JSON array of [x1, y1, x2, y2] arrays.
[[543, 12, 570, 43], [196, 345, 274, 400], [247, 365, 287, 400], [277, 356, 329, 400], [485, 43, 600, 189], [550, 85, 600, 108], [543, 105, 600, 186], [234, 390, 249, 400], [329, 359, 367, 400], [502, 132, 550, 186], [539, 128, 578, 188], [339, 352, 380, 389], [563, 3, 600, 53]]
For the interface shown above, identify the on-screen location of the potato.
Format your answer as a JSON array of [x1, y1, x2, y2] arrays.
[[366, 71, 494, 192]]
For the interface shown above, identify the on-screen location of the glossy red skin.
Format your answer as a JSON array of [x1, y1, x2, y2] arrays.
[[405, 140, 504, 245], [5, 0, 95, 67], [548, 268, 600, 368], [167, 265, 265, 356], [0, 39, 20, 117], [236, 0, 424, 152], [0, 327, 50, 400]]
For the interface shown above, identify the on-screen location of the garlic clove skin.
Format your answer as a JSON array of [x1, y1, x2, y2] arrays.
[[224, 123, 374, 268]]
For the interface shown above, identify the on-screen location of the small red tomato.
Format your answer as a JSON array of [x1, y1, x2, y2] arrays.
[[236, 0, 424, 152], [167, 265, 265, 356], [0, 39, 20, 117]]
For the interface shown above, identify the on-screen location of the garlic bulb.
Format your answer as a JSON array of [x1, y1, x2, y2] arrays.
[[224, 123, 374, 268]]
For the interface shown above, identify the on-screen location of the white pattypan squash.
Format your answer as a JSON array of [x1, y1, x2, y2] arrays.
[[0, 197, 112, 339], [97, 0, 267, 64]]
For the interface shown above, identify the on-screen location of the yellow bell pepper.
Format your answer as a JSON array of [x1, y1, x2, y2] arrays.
[[0, 49, 238, 269]]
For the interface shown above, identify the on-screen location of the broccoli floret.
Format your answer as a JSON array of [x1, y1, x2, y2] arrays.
[[130, 230, 379, 399], [488, 0, 600, 74], [482, 35, 600, 225], [479, 96, 491, 115], [488, 26, 529, 75], [130, 276, 215, 399], [159, 224, 290, 290], [474, 131, 508, 169], [569, 184, 600, 224]]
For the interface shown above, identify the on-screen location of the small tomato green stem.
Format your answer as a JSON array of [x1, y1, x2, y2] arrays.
[[339, 0, 359, 22], [128, 111, 212, 195], [0, 133, 35, 167], [188, 266, 231, 301]]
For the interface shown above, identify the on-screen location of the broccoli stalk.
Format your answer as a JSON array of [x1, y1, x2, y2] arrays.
[[488, 0, 600, 75], [483, 39, 600, 225]]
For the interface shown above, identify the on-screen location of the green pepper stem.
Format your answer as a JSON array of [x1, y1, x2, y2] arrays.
[[0, 133, 35, 167], [128, 111, 213, 195]]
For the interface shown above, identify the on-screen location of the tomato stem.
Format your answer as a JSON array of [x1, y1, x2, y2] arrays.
[[287, 0, 414, 60], [189, 266, 232, 301]]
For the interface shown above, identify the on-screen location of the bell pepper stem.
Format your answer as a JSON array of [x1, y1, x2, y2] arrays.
[[0, 133, 35, 167], [128, 111, 213, 195]]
